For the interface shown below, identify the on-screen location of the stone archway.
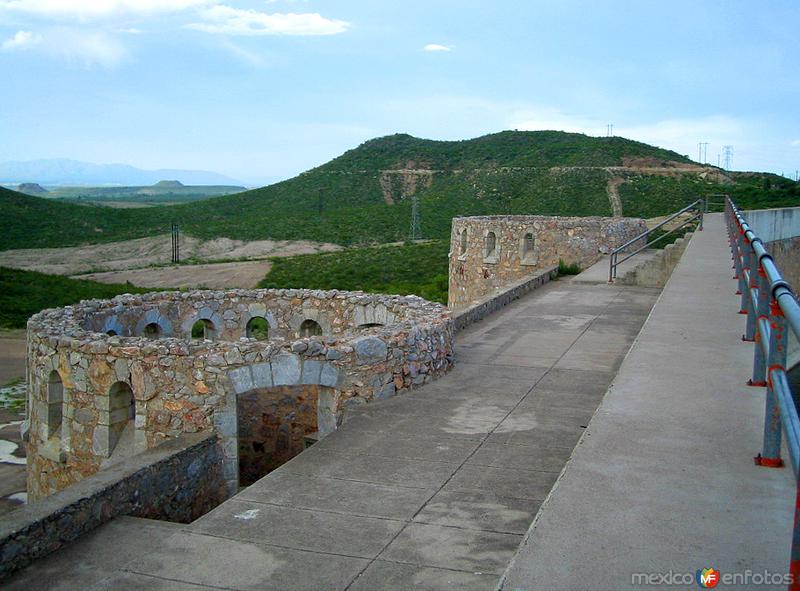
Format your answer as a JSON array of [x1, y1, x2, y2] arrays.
[[217, 356, 342, 493], [236, 384, 336, 486]]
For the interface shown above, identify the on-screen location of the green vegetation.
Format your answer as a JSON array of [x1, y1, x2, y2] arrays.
[[259, 241, 450, 304], [1, 131, 797, 251], [0, 267, 151, 329], [246, 317, 270, 340], [557, 259, 582, 275]]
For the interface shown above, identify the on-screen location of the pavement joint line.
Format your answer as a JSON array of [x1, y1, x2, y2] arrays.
[[370, 557, 504, 577], [275, 469, 436, 490], [170, 529, 378, 562], [210, 496, 410, 524], [114, 569, 234, 591], [280, 448, 463, 466], [225, 492, 541, 536]]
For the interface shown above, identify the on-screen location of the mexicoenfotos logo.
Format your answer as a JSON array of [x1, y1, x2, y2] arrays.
[[696, 567, 720, 588]]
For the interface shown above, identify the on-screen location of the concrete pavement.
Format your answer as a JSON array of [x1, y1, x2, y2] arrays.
[[499, 213, 796, 590], [4, 274, 659, 590]]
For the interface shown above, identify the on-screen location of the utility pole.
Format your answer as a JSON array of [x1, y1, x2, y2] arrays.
[[698, 142, 709, 164], [723, 145, 733, 170], [717, 154, 721, 168], [171, 223, 180, 264], [408, 195, 421, 242]]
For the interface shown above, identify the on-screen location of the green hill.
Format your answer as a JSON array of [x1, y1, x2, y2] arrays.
[[0, 267, 152, 329], [1, 131, 798, 251]]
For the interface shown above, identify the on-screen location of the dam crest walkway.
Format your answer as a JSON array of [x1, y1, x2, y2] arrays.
[[5, 214, 793, 590]]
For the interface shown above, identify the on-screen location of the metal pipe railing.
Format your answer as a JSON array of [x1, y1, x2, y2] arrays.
[[726, 197, 800, 589], [609, 199, 704, 282]]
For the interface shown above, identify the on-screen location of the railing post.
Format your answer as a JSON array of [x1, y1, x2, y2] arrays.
[[733, 229, 742, 280], [755, 299, 787, 468], [750, 263, 770, 386], [738, 233, 749, 310], [744, 245, 758, 341], [698, 201, 704, 231]]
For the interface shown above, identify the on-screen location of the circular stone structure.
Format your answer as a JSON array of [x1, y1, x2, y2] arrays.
[[25, 289, 454, 499]]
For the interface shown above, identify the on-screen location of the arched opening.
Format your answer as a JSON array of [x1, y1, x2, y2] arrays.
[[108, 381, 135, 453], [246, 317, 270, 340], [522, 232, 535, 262], [191, 318, 216, 340], [459, 229, 468, 255], [46, 370, 64, 439], [106, 330, 117, 336], [143, 322, 161, 338], [237, 385, 335, 486], [485, 232, 497, 259], [299, 319, 322, 338]]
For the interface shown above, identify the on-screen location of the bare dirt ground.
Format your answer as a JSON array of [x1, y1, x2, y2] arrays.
[[0, 235, 342, 276], [0, 331, 25, 386], [75, 259, 275, 289]]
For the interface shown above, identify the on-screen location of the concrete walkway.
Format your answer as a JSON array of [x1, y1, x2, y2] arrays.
[[5, 276, 659, 590], [499, 213, 796, 590]]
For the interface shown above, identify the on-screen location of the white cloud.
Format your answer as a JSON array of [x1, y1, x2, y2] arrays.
[[1, 30, 40, 50], [186, 5, 349, 36], [1, 28, 127, 67], [424, 43, 451, 52], [790, 139, 800, 147], [0, 0, 212, 20], [116, 27, 143, 34]]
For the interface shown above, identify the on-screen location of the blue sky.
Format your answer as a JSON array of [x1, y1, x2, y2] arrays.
[[1, 0, 798, 186]]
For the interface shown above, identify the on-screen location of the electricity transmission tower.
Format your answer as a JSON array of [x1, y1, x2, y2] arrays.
[[698, 142, 709, 164], [409, 195, 421, 241], [606, 124, 614, 137], [723, 145, 733, 170]]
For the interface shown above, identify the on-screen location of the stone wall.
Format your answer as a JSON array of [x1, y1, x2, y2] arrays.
[[26, 289, 453, 499], [447, 215, 646, 310], [452, 266, 557, 332], [0, 432, 224, 580]]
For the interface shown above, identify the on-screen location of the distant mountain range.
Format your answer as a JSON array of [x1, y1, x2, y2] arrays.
[[0, 158, 243, 186]]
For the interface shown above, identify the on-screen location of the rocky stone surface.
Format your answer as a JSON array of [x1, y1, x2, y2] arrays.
[[25, 289, 454, 499], [448, 215, 647, 309]]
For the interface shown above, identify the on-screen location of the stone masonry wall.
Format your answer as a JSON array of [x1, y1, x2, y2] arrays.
[[0, 433, 224, 580], [26, 289, 453, 499], [448, 215, 647, 310]]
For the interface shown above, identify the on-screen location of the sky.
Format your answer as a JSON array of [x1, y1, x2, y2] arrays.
[[1, 0, 799, 186]]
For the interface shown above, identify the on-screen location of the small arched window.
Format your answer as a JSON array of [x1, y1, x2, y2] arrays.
[[47, 370, 64, 439], [485, 232, 497, 259], [191, 318, 216, 340], [106, 330, 117, 336], [246, 317, 270, 340], [108, 382, 135, 453], [143, 322, 161, 338], [299, 319, 323, 337], [459, 229, 468, 255], [522, 232, 536, 263]]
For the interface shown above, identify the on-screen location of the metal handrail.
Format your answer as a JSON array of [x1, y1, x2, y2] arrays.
[[608, 199, 705, 282], [726, 197, 800, 589]]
